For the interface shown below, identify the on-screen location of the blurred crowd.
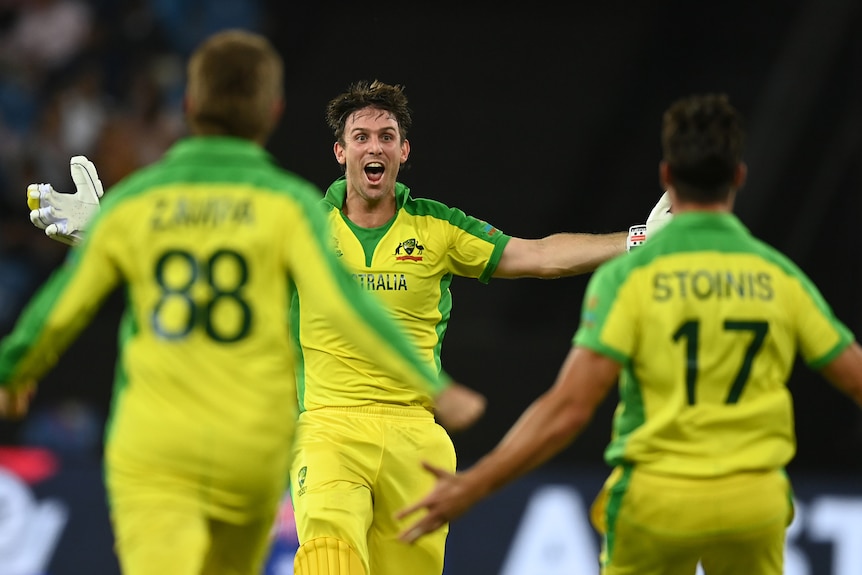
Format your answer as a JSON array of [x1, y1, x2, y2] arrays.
[[0, 0, 266, 453], [0, 0, 266, 334]]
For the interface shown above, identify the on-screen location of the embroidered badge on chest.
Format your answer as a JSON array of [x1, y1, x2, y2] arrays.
[[394, 238, 424, 262]]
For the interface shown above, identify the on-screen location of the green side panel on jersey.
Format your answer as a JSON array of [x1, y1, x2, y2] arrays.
[[0, 252, 85, 383], [603, 464, 634, 568]]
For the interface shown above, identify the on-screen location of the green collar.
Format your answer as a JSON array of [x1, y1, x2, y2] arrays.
[[666, 211, 750, 234], [322, 177, 412, 210], [165, 136, 275, 164]]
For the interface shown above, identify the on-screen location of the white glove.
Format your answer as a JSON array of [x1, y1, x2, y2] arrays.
[[646, 191, 673, 237], [626, 191, 673, 251], [27, 155, 104, 246]]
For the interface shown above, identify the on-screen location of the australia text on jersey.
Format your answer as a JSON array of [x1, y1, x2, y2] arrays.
[[352, 237, 426, 291]]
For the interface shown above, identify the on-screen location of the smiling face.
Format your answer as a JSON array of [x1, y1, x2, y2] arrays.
[[334, 106, 410, 208]]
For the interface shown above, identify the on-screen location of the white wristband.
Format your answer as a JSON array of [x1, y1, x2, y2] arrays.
[[626, 224, 647, 252]]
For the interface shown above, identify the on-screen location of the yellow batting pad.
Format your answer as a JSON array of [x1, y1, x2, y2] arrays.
[[294, 537, 366, 575]]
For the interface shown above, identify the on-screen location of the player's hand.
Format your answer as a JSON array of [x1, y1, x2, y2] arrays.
[[434, 383, 487, 432], [646, 191, 672, 236], [626, 191, 673, 251], [0, 381, 36, 420], [28, 155, 104, 246], [396, 461, 476, 544]]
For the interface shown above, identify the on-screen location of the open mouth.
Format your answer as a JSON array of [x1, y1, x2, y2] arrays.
[[365, 162, 384, 182]]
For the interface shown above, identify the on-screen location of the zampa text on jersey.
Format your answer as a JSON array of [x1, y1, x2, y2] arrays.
[[151, 197, 255, 229]]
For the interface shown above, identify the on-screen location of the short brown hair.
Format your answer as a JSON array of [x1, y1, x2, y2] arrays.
[[325, 80, 412, 144], [661, 93, 745, 202], [186, 29, 283, 142]]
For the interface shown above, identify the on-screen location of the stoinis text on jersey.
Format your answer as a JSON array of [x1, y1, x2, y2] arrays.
[[652, 270, 774, 301]]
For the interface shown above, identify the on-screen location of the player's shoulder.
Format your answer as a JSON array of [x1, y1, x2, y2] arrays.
[[403, 197, 467, 231], [259, 167, 323, 202], [400, 189, 453, 217], [593, 250, 640, 285], [399, 186, 506, 239], [98, 162, 164, 210], [393, 181, 451, 215], [103, 157, 323, 214], [743, 234, 798, 267]]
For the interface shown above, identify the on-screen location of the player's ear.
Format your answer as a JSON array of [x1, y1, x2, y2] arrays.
[[334, 141, 346, 165], [400, 138, 410, 164], [732, 162, 747, 190], [271, 97, 284, 123], [658, 161, 672, 190]]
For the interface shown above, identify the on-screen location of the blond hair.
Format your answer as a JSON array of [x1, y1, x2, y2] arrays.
[[186, 29, 283, 142]]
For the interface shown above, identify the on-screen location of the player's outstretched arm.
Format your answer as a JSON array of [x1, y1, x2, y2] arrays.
[[495, 191, 674, 278], [396, 346, 620, 543], [495, 230, 628, 278], [28, 155, 104, 246]]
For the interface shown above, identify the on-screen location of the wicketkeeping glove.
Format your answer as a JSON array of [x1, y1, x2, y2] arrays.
[[27, 155, 104, 246], [626, 191, 673, 251]]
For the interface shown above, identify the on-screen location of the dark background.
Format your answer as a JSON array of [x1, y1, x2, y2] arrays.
[[1, 0, 861, 475]]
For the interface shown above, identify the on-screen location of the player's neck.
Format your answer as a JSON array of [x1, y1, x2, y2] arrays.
[[343, 193, 396, 228], [672, 199, 734, 214]]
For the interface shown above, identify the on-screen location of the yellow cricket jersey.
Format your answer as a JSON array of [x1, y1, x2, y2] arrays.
[[0, 138, 445, 517], [574, 212, 854, 478], [292, 178, 511, 411]]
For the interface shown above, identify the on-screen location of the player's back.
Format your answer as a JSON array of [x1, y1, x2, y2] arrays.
[[589, 211, 852, 478], [85, 136, 322, 514]]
